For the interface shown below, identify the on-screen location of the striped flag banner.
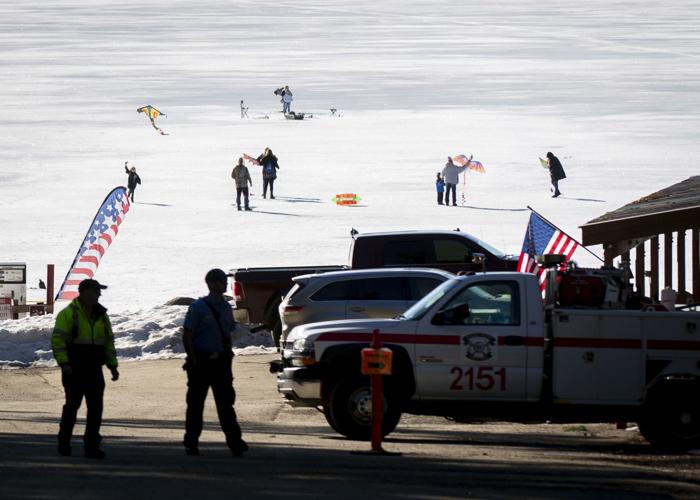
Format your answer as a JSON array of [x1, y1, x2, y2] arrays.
[[56, 186, 131, 301], [516, 210, 579, 297]]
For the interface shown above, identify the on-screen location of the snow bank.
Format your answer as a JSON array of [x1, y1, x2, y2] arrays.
[[0, 305, 275, 369]]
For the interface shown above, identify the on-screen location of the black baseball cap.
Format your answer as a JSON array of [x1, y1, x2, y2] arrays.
[[205, 268, 233, 284], [78, 279, 108, 292]]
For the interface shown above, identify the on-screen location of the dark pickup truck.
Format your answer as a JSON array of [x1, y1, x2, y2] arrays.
[[230, 230, 517, 344]]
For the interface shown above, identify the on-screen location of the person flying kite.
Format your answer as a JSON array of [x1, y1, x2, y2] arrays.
[[137, 105, 168, 135]]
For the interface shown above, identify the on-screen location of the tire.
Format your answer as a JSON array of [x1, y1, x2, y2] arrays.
[[322, 405, 341, 434], [639, 381, 700, 450], [328, 376, 401, 440]]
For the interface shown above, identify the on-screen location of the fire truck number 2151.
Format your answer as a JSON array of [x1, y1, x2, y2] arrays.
[[450, 366, 506, 391]]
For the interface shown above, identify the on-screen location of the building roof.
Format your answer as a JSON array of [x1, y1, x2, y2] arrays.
[[581, 176, 700, 245]]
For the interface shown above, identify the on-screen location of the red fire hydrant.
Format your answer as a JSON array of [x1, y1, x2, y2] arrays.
[[360, 329, 394, 453]]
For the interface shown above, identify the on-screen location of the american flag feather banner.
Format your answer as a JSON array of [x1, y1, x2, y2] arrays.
[[516, 210, 579, 296], [56, 187, 131, 300]]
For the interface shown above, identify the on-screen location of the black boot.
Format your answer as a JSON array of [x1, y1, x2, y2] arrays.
[[58, 437, 72, 457], [230, 439, 248, 457]]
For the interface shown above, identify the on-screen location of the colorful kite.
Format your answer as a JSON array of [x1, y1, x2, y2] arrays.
[[56, 187, 131, 300], [137, 105, 168, 135], [242, 153, 260, 165], [332, 193, 361, 206], [453, 154, 486, 173]]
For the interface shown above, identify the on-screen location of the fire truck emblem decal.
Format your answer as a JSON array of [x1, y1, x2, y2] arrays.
[[462, 333, 495, 361]]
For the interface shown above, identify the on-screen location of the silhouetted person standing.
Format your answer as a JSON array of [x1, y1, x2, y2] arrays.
[[546, 152, 566, 198], [52, 279, 119, 459], [231, 157, 252, 211], [441, 156, 471, 206], [124, 162, 141, 202], [257, 148, 280, 199], [182, 268, 248, 457]]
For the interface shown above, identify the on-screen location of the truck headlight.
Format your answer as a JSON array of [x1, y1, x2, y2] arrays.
[[290, 337, 315, 366], [293, 338, 310, 351]]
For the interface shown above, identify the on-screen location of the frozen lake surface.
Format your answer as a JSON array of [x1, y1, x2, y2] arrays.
[[1, 1, 698, 365]]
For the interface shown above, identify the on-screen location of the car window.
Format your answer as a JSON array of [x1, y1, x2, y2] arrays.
[[353, 277, 405, 300], [310, 280, 352, 301], [383, 240, 431, 265], [432, 239, 473, 263], [407, 277, 444, 300], [440, 281, 520, 325]]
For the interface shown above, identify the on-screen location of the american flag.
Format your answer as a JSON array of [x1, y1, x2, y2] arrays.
[[56, 187, 131, 300], [517, 211, 579, 295]]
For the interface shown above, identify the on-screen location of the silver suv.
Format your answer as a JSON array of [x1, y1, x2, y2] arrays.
[[278, 268, 453, 342]]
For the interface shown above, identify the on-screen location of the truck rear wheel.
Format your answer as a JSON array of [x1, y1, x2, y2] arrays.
[[328, 376, 401, 440], [639, 380, 700, 450]]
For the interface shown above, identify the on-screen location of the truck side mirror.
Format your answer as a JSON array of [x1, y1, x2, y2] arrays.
[[432, 304, 470, 325], [471, 253, 486, 272], [451, 303, 471, 322], [432, 311, 446, 325]]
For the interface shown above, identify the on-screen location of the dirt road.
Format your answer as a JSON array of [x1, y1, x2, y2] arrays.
[[1, 355, 698, 499]]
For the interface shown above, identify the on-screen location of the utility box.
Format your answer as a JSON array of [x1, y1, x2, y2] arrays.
[[0, 262, 27, 306]]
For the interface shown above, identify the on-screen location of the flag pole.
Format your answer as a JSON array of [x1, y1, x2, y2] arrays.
[[526, 205, 604, 263]]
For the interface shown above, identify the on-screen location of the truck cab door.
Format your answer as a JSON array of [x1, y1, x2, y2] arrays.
[[414, 279, 528, 400]]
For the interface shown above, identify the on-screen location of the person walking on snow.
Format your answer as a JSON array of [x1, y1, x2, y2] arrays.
[[282, 86, 293, 114], [435, 172, 445, 205], [546, 151, 566, 198], [51, 279, 119, 459], [124, 162, 141, 202], [441, 155, 471, 206], [231, 157, 252, 211], [182, 268, 248, 457], [257, 147, 280, 199]]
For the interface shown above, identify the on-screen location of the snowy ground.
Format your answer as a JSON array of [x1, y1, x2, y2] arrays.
[[1, 1, 699, 366]]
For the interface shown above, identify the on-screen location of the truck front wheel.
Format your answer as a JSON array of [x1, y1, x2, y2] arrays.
[[639, 380, 700, 450], [327, 376, 401, 440]]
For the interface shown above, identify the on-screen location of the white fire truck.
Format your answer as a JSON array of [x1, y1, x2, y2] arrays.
[[275, 261, 700, 449]]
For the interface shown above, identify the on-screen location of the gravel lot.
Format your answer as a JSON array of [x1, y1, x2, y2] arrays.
[[1, 354, 699, 499]]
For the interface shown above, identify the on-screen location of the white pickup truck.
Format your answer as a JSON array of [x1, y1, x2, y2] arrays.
[[275, 270, 700, 449]]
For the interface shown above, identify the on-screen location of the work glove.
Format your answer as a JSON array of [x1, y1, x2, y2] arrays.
[[60, 365, 72, 377], [109, 367, 120, 381]]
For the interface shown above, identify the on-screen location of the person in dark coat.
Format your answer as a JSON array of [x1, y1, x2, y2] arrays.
[[546, 152, 566, 198], [124, 162, 141, 202], [256, 148, 279, 199], [182, 268, 247, 457]]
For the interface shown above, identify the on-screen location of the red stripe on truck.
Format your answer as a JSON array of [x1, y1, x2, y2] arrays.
[[553, 338, 642, 349], [316, 332, 460, 345], [647, 340, 700, 351]]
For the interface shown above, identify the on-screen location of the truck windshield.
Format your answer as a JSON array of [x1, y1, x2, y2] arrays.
[[400, 279, 460, 321]]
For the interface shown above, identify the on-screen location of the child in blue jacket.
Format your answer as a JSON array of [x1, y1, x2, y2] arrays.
[[436, 172, 445, 205]]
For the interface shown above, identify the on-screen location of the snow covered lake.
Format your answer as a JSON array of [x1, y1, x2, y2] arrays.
[[1, 1, 698, 366]]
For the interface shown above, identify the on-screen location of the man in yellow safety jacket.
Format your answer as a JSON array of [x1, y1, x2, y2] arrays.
[[52, 279, 119, 459]]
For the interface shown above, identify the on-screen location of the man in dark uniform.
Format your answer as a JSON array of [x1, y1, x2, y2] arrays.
[[51, 279, 119, 459], [182, 268, 248, 457]]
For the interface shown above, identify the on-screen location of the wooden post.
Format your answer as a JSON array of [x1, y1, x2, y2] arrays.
[[693, 229, 699, 303], [677, 231, 686, 303], [650, 236, 659, 302], [635, 241, 646, 297], [47, 264, 55, 314], [664, 232, 673, 288]]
